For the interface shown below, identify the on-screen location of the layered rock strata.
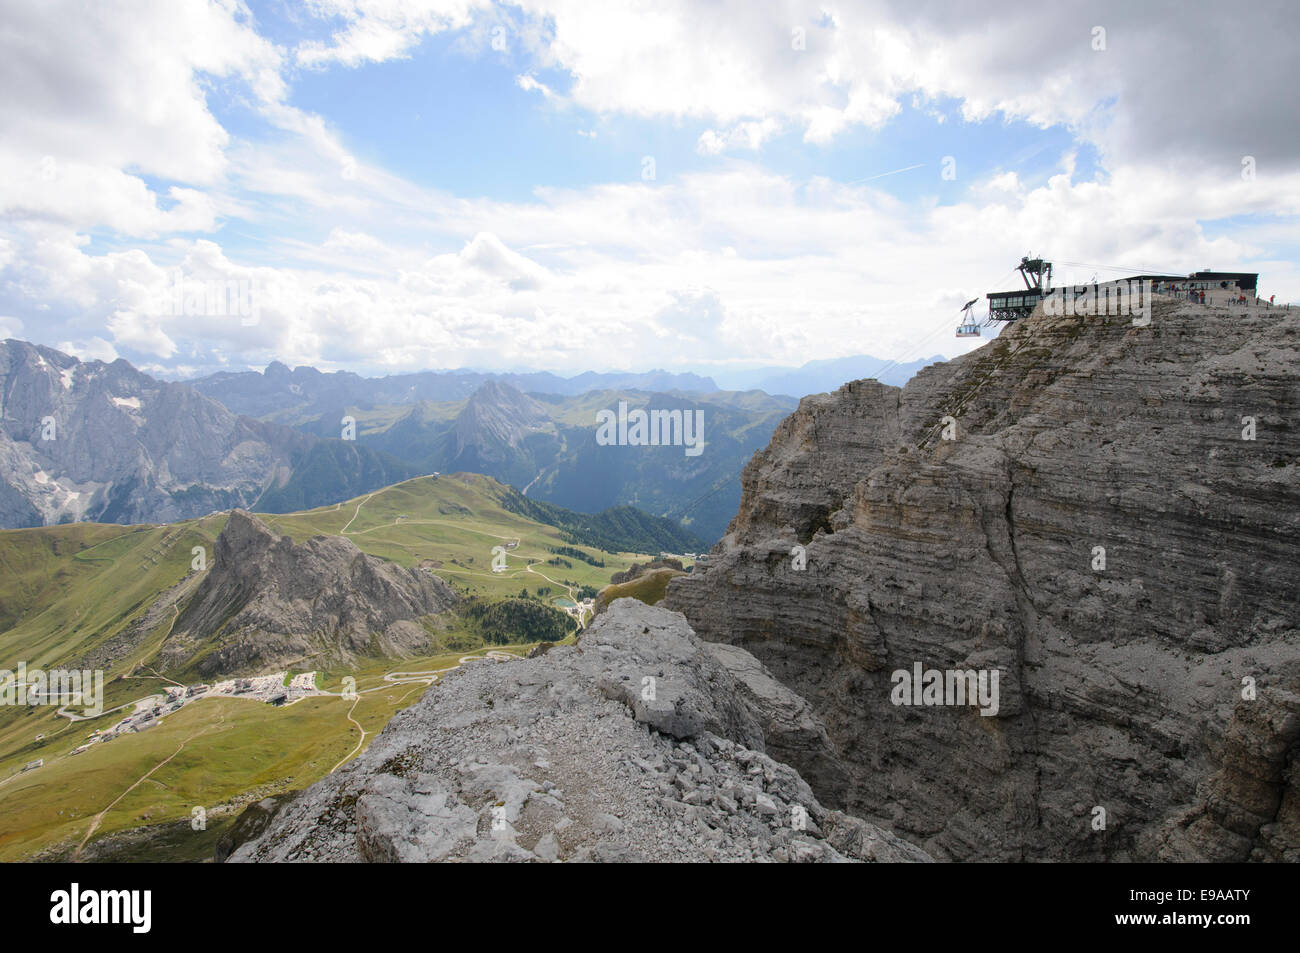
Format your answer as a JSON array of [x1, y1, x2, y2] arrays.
[[666, 298, 1300, 861]]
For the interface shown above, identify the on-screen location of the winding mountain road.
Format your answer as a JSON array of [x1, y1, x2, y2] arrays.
[[327, 650, 521, 774]]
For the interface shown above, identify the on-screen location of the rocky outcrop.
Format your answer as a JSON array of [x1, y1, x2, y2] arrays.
[[161, 510, 461, 677], [666, 297, 1300, 861], [229, 599, 929, 863], [704, 641, 852, 805], [215, 792, 301, 863]]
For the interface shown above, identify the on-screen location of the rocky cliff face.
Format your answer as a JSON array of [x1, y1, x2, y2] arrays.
[[0, 339, 306, 527], [0, 339, 414, 529], [666, 298, 1300, 861], [229, 599, 930, 863], [161, 510, 461, 677]]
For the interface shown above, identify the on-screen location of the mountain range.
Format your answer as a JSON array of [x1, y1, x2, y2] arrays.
[[220, 371, 799, 544], [0, 339, 422, 530], [0, 340, 803, 543], [0, 338, 945, 545], [188, 354, 946, 420], [187, 362, 720, 424]]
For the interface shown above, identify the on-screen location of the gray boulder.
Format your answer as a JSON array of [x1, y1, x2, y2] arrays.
[[227, 599, 930, 863]]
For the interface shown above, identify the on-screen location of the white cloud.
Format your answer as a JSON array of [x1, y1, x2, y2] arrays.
[[6, 158, 1298, 378], [55, 336, 119, 364], [506, 0, 1300, 172], [400, 232, 553, 301], [0, 0, 287, 243], [2, 0, 1299, 382], [295, 0, 487, 68], [323, 228, 390, 255], [0, 154, 219, 237], [697, 119, 782, 156], [980, 171, 1022, 196], [0, 0, 283, 185], [516, 73, 561, 103]]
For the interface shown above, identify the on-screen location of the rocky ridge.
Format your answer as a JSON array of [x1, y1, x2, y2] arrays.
[[160, 510, 461, 678], [229, 598, 929, 863], [665, 296, 1300, 861]]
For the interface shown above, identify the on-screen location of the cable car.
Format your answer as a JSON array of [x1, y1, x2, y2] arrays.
[[955, 298, 981, 337]]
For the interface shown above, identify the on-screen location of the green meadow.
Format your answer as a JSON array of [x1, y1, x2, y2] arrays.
[[261, 472, 637, 602], [0, 472, 625, 859]]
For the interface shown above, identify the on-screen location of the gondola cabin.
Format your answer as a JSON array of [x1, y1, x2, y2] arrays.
[[955, 297, 981, 337]]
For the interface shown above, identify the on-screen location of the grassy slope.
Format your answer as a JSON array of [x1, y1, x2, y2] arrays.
[[0, 517, 224, 673], [0, 472, 632, 859], [594, 567, 686, 614], [0, 646, 521, 861], [260, 472, 638, 602]]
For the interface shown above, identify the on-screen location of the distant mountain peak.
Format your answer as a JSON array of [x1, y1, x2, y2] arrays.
[[457, 378, 551, 454], [264, 360, 291, 381], [469, 377, 514, 398]]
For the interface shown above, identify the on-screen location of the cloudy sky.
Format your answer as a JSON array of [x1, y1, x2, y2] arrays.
[[1, 0, 1297, 381]]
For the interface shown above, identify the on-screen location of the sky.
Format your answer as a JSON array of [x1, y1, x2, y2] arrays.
[[1, 0, 1298, 381]]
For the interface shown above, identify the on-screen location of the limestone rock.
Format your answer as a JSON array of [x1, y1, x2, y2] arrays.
[[228, 599, 930, 863], [161, 509, 461, 677], [666, 298, 1300, 861]]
